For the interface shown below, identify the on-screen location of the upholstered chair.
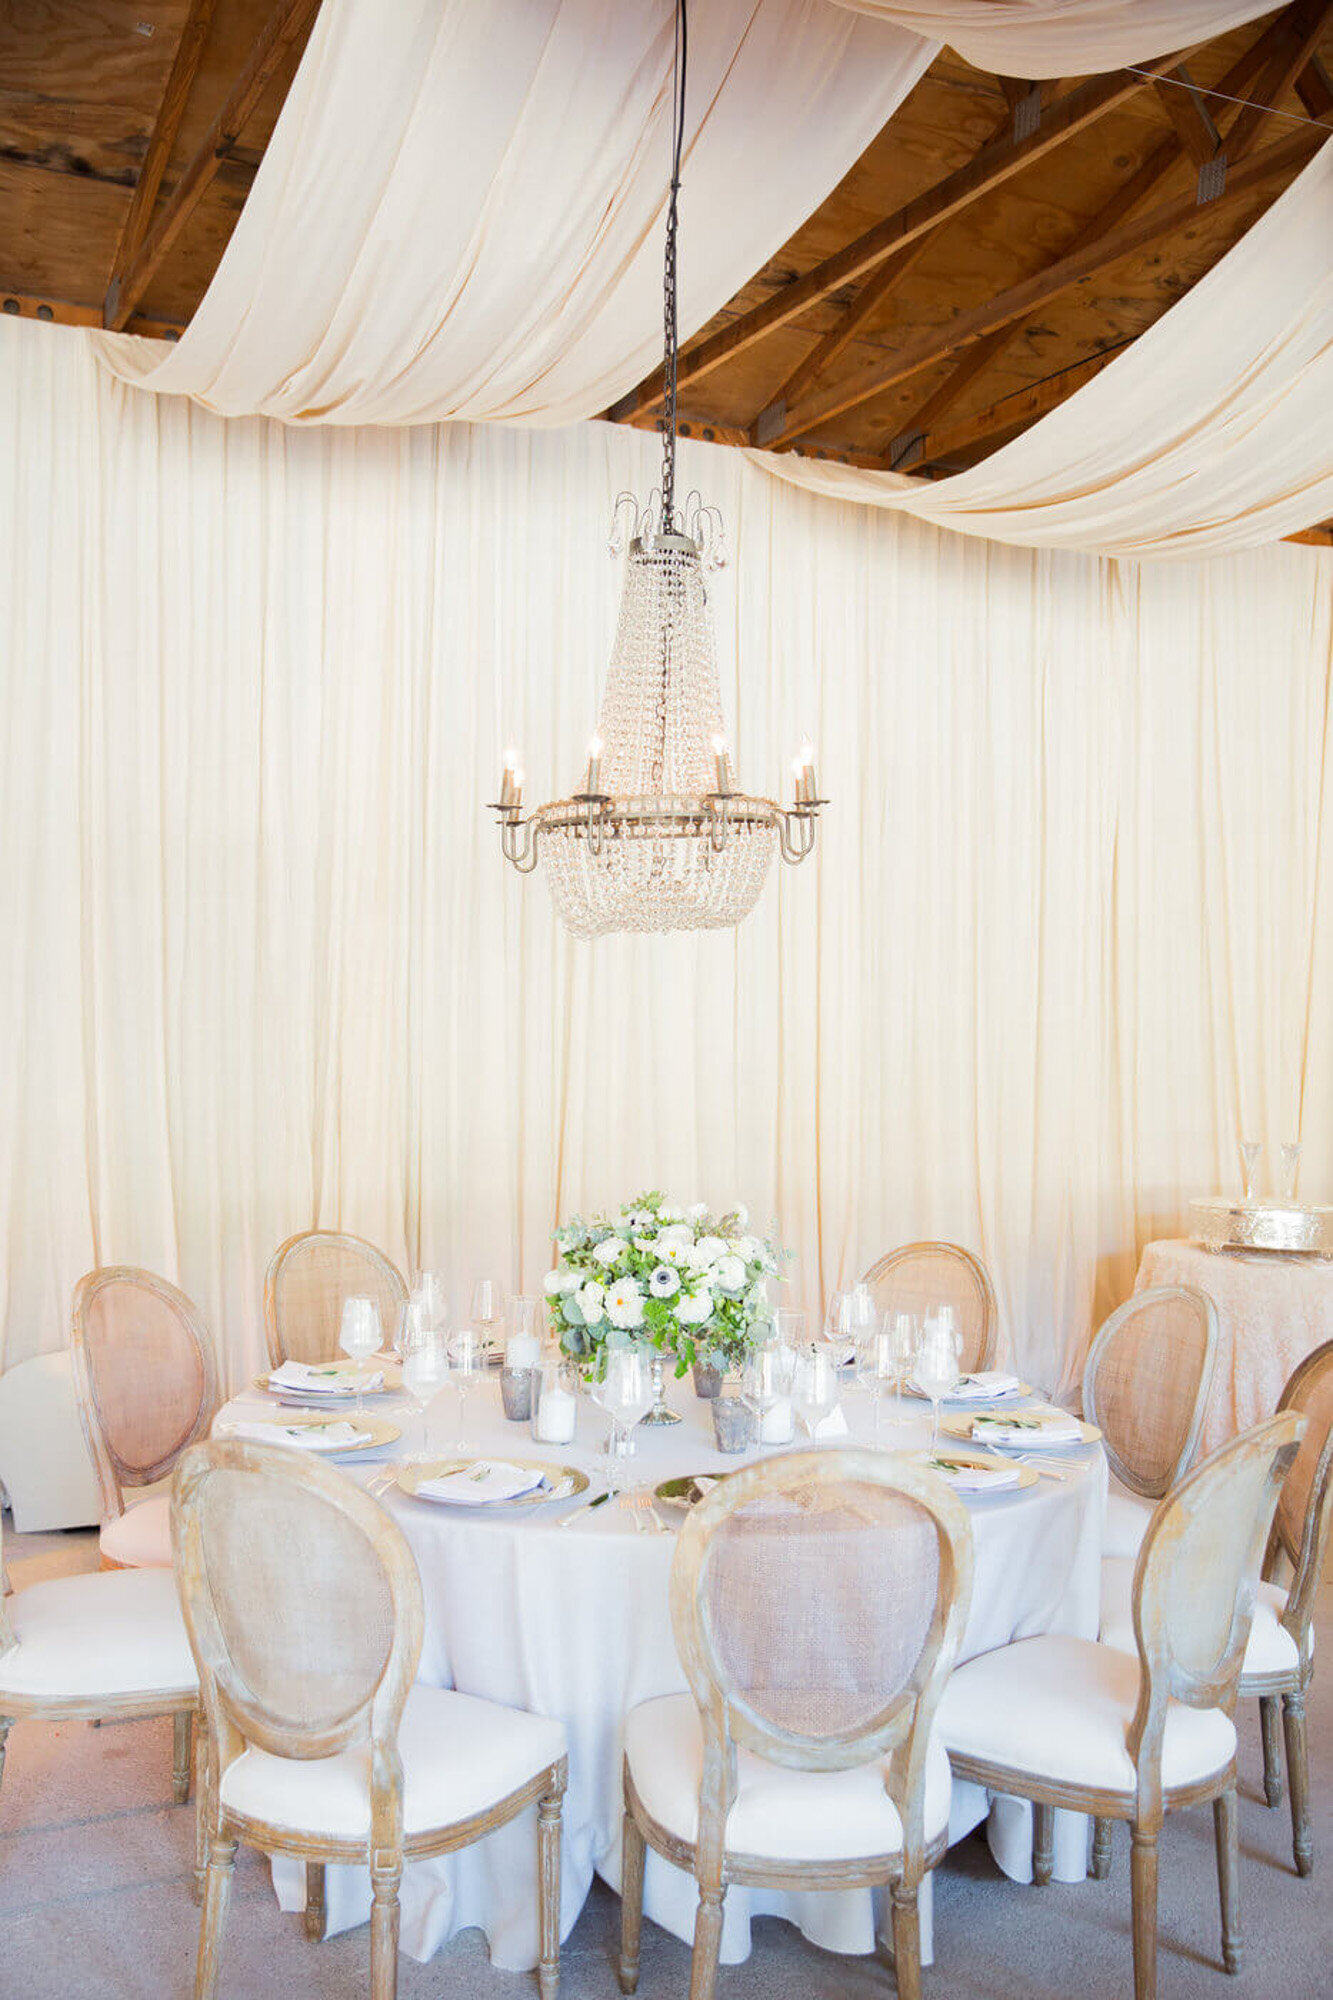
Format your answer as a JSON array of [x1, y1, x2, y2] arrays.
[[1101, 1337, 1333, 1879], [936, 1413, 1303, 2000], [174, 1438, 567, 2000], [70, 1265, 218, 1571], [0, 1499, 197, 1815], [264, 1229, 408, 1368], [862, 1242, 998, 1374], [1082, 1284, 1218, 1561], [618, 1448, 974, 2000]]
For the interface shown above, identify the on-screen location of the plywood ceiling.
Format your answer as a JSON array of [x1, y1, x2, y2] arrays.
[[2, 1, 1330, 538]]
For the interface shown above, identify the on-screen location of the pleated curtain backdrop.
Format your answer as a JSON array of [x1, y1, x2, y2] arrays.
[[2, 318, 1332, 1398]]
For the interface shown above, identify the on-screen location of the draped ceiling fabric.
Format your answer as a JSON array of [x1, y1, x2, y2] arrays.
[[751, 138, 1333, 560], [830, 0, 1274, 76], [92, 0, 934, 426], [4, 318, 1332, 1403]]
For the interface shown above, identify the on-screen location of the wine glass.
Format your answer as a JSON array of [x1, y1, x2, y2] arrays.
[[472, 1278, 506, 1360], [597, 1346, 654, 1497], [1239, 1139, 1262, 1203], [449, 1328, 485, 1450], [411, 1271, 447, 1329], [915, 1312, 961, 1450], [823, 1288, 855, 1356], [741, 1341, 796, 1445], [339, 1296, 381, 1415], [1281, 1142, 1302, 1203], [401, 1328, 449, 1461], [793, 1345, 838, 1444], [855, 1324, 898, 1438], [884, 1310, 918, 1418]]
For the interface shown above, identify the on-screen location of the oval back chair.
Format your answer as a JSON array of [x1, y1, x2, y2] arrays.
[[619, 1449, 973, 2000], [70, 1267, 217, 1559], [264, 1230, 408, 1368], [1083, 1285, 1218, 1501], [863, 1242, 998, 1374]]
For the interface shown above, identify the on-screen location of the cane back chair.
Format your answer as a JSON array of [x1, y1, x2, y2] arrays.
[[263, 1230, 408, 1369], [862, 1242, 998, 1375]]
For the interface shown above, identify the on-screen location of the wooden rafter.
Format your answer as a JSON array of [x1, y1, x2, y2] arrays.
[[886, 342, 1133, 470], [0, 287, 184, 339], [1151, 67, 1220, 164], [887, 12, 1296, 465], [757, 122, 1327, 450], [610, 55, 1189, 423], [104, 0, 220, 327], [1223, 0, 1333, 161], [1296, 52, 1333, 114], [104, 0, 322, 332]]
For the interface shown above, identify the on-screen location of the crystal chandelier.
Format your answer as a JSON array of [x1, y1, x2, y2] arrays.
[[489, 0, 823, 939]]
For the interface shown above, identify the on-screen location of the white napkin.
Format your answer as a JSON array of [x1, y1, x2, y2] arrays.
[[267, 1360, 385, 1396], [416, 1460, 547, 1506], [225, 1420, 373, 1451], [940, 1371, 1021, 1402], [814, 1405, 850, 1440], [970, 1410, 1083, 1447], [925, 1454, 1023, 1492]]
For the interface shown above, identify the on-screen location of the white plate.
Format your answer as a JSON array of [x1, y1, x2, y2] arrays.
[[395, 1457, 588, 1508], [218, 1413, 401, 1455], [254, 1363, 402, 1400], [902, 1378, 1032, 1405]]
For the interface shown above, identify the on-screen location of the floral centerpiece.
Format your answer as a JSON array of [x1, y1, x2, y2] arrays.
[[544, 1192, 784, 1386]]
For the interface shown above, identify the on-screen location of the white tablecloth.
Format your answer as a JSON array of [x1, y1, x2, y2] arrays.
[[1136, 1237, 1333, 1456], [212, 1374, 1106, 1970]]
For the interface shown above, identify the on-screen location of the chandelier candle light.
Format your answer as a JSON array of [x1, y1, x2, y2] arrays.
[[488, 0, 823, 939]]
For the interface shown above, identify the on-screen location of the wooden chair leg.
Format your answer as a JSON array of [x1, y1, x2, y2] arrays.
[[173, 1711, 194, 1806], [1130, 1828, 1159, 2000], [303, 1862, 326, 1942], [688, 1883, 726, 2000], [1032, 1802, 1055, 1886], [619, 1806, 646, 1996], [890, 1881, 923, 2000], [1214, 1785, 1241, 1973], [1259, 1697, 1283, 1807], [1282, 1691, 1312, 1878], [538, 1783, 564, 2000], [0, 1719, 10, 1795], [369, 1863, 402, 2000], [192, 1733, 211, 1906], [1091, 1816, 1113, 1879], [195, 1836, 238, 2000]]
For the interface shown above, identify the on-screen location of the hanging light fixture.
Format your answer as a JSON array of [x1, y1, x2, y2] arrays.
[[489, 0, 823, 939]]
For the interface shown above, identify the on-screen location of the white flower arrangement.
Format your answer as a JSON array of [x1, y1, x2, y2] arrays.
[[546, 1191, 785, 1377]]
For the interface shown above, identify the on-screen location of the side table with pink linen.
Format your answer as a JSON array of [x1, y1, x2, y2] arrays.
[[1134, 1237, 1333, 1456]]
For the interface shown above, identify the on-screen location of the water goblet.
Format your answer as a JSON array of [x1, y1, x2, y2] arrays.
[[915, 1314, 961, 1450], [339, 1296, 382, 1415], [856, 1325, 898, 1438], [597, 1346, 654, 1498], [449, 1329, 485, 1450], [401, 1329, 449, 1461], [823, 1288, 855, 1355], [884, 1311, 918, 1419], [793, 1345, 839, 1445], [411, 1271, 447, 1330]]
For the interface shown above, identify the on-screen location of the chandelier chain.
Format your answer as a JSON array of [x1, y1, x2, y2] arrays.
[[660, 0, 687, 533]]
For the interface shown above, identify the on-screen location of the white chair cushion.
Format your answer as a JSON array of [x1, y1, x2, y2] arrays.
[[0, 1568, 197, 1702], [220, 1683, 565, 1842], [1098, 1558, 1302, 1684], [99, 1493, 172, 1569], [1102, 1481, 1155, 1561], [937, 1634, 1235, 1798], [623, 1692, 952, 1864]]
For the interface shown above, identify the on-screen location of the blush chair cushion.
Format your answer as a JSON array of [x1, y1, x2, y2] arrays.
[[0, 1568, 197, 1703], [220, 1683, 565, 1841], [623, 1691, 952, 1863], [936, 1634, 1236, 1797], [1098, 1557, 1302, 1683], [99, 1493, 173, 1569]]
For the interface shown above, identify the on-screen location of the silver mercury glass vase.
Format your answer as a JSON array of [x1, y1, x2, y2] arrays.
[[641, 1350, 681, 1426]]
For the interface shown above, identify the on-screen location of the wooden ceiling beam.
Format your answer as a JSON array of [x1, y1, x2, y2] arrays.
[[1222, 0, 1333, 161], [761, 239, 935, 423], [1151, 68, 1221, 164], [1295, 53, 1333, 116], [758, 122, 1325, 449], [104, 0, 321, 332], [610, 54, 1188, 423], [0, 286, 183, 338], [104, 0, 220, 328], [881, 16, 1287, 464], [900, 342, 1133, 468]]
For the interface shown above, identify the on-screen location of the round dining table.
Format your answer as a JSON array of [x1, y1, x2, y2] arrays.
[[212, 1368, 1108, 1974]]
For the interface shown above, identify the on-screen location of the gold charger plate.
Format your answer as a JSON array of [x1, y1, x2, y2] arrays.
[[253, 1362, 402, 1398], [395, 1457, 588, 1508], [218, 1412, 401, 1454], [943, 1411, 1101, 1449], [912, 1447, 1038, 1493]]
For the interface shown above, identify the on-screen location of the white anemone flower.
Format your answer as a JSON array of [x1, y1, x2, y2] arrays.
[[577, 1281, 607, 1325], [604, 1277, 645, 1330], [648, 1265, 680, 1299], [593, 1236, 626, 1268], [676, 1289, 714, 1327], [714, 1255, 747, 1296], [543, 1270, 565, 1296], [695, 1235, 727, 1267]]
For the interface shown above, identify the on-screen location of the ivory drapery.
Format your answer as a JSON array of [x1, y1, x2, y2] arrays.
[[750, 137, 1333, 559], [93, 0, 932, 426], [4, 317, 1332, 1401], [829, 0, 1273, 76]]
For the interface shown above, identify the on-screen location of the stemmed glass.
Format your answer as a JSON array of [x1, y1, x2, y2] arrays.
[[472, 1278, 505, 1359], [596, 1346, 654, 1498], [793, 1345, 839, 1444], [339, 1297, 382, 1416], [915, 1312, 961, 1450], [412, 1270, 447, 1330], [1239, 1140, 1262, 1203], [1280, 1143, 1302, 1203], [884, 1311, 918, 1419], [741, 1340, 796, 1445], [401, 1328, 449, 1461], [448, 1329, 485, 1450], [856, 1324, 899, 1438]]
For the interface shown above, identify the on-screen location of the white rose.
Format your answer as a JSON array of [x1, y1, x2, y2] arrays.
[[739, 1235, 762, 1264], [604, 1277, 645, 1330], [686, 1202, 709, 1222], [633, 1236, 659, 1255], [577, 1281, 606, 1325], [676, 1289, 714, 1327], [714, 1255, 747, 1296], [559, 1270, 581, 1294], [594, 1237, 626, 1268], [543, 1270, 565, 1296], [695, 1235, 727, 1267]]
